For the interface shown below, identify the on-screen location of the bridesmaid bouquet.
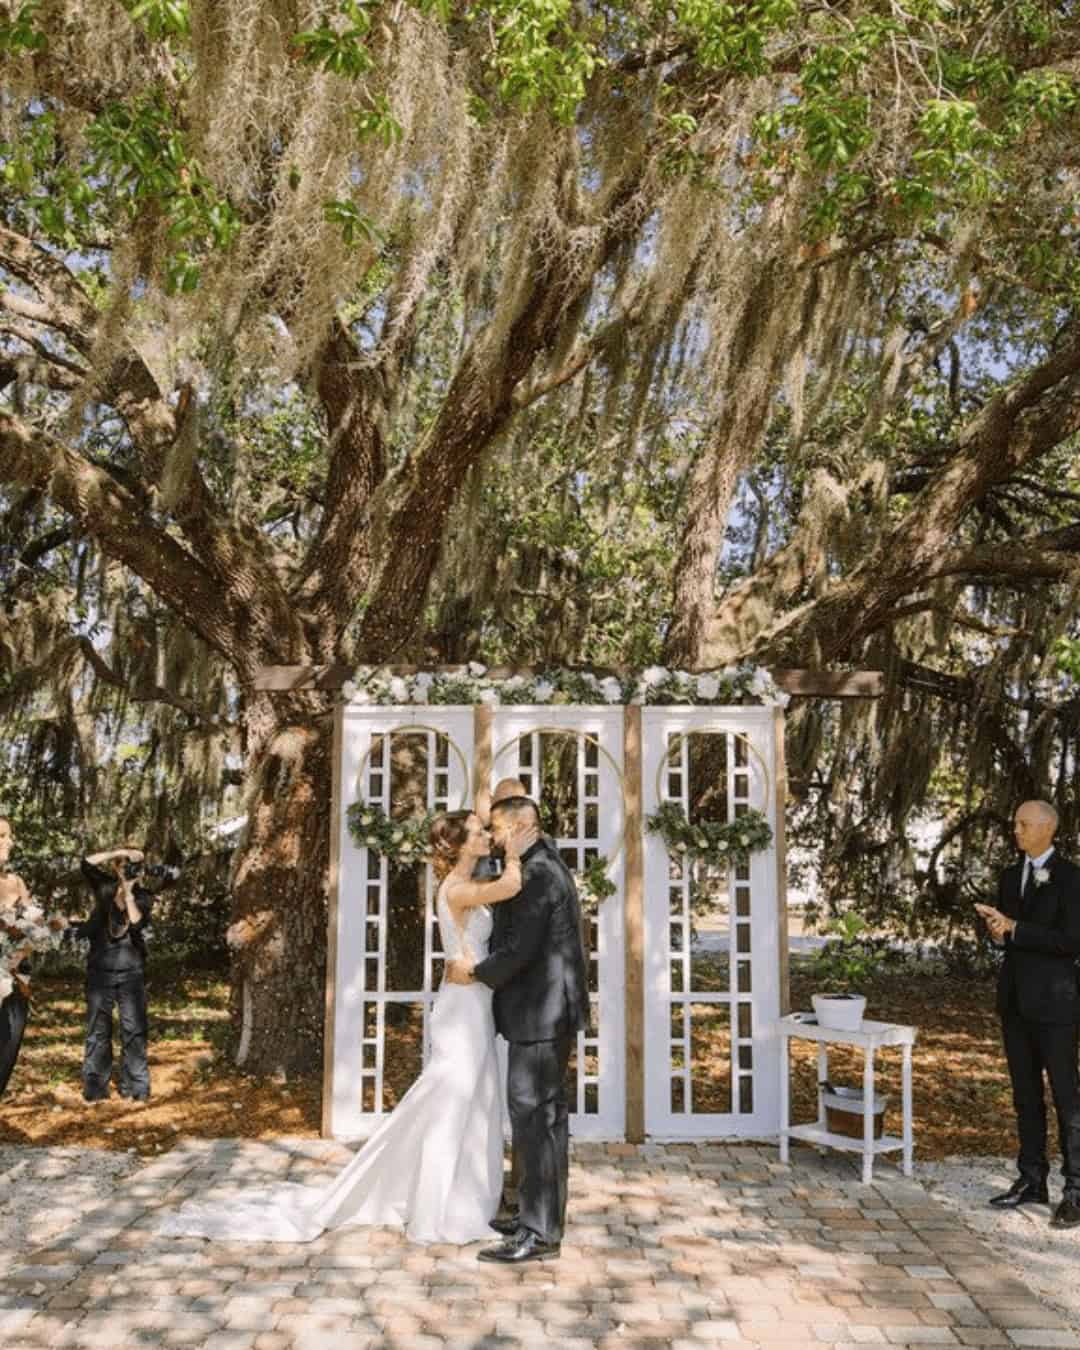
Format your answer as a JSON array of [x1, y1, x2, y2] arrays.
[[0, 900, 72, 1000]]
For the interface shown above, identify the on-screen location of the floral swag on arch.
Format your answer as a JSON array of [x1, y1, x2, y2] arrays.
[[343, 664, 780, 911], [340, 663, 792, 709]]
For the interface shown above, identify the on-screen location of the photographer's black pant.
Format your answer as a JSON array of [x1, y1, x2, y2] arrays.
[[0, 989, 28, 1096], [83, 970, 149, 1101]]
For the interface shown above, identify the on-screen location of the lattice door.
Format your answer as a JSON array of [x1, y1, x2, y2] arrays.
[[491, 706, 626, 1140], [642, 707, 780, 1138], [328, 707, 473, 1139]]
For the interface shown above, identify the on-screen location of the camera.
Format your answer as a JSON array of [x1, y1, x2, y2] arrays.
[[122, 861, 182, 883]]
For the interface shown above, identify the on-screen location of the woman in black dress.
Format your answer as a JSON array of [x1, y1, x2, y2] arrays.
[[0, 816, 34, 1096]]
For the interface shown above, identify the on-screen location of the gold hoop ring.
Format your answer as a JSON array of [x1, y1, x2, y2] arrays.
[[655, 726, 771, 814], [492, 726, 625, 869], [354, 723, 471, 810]]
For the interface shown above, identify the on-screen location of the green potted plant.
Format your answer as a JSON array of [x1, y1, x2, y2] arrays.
[[810, 913, 880, 1030]]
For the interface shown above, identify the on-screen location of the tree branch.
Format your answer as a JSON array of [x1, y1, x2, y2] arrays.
[[0, 409, 245, 667]]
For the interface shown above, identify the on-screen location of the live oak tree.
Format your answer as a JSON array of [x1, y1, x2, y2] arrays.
[[2, 0, 1079, 1069]]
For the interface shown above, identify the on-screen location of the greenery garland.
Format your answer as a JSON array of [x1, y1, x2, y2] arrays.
[[341, 663, 790, 708], [645, 802, 773, 868], [345, 800, 434, 864], [346, 800, 616, 911]]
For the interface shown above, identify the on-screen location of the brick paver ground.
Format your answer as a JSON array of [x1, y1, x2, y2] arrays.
[[2, 1139, 1078, 1350]]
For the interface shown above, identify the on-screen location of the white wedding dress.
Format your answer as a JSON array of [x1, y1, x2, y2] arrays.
[[157, 886, 504, 1244]]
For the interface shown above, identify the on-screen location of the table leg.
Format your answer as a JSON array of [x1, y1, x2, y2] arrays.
[[779, 1034, 790, 1164], [817, 1043, 828, 1127], [902, 1042, 913, 1176], [862, 1045, 875, 1185]]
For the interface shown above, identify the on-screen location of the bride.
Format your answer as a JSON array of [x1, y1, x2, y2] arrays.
[[158, 809, 535, 1245]]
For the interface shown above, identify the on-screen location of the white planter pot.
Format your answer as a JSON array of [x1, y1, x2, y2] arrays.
[[812, 993, 867, 1031]]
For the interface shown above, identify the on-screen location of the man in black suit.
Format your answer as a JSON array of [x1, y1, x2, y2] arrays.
[[446, 795, 590, 1263], [976, 800, 1080, 1227]]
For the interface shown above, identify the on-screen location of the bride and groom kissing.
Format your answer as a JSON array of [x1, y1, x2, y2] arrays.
[[160, 786, 591, 1264]]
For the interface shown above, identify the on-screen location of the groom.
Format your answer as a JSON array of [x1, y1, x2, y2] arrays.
[[446, 794, 590, 1262]]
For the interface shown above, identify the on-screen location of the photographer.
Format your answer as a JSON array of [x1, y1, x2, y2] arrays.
[[71, 846, 166, 1103]]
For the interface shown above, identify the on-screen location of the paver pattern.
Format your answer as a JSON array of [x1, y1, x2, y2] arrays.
[[3, 1139, 1078, 1349]]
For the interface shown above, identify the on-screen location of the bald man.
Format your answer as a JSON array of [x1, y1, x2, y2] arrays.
[[976, 801, 1080, 1226]]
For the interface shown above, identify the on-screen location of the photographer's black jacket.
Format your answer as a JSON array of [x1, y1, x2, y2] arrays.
[[71, 859, 153, 975]]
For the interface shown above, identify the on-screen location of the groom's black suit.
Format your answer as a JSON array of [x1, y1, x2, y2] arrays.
[[472, 837, 590, 1245], [994, 851, 1080, 1192]]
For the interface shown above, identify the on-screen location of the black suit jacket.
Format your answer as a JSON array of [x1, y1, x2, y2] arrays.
[[996, 852, 1080, 1023], [472, 837, 591, 1042]]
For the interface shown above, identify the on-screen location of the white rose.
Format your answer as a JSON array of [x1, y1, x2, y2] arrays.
[[364, 835, 379, 848], [533, 679, 555, 703], [341, 680, 357, 702], [717, 840, 728, 851], [740, 835, 750, 847], [479, 687, 499, 706], [642, 666, 669, 687], [675, 841, 688, 852], [411, 683, 430, 704], [1035, 866, 1051, 885], [413, 672, 434, 688], [696, 674, 720, 700], [360, 812, 373, 825], [388, 677, 409, 703], [468, 661, 487, 677], [600, 677, 622, 704], [353, 686, 372, 704], [391, 830, 404, 843], [400, 842, 413, 855], [503, 675, 526, 691]]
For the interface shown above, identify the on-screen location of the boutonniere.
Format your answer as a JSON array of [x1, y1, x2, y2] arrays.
[[1034, 866, 1051, 887]]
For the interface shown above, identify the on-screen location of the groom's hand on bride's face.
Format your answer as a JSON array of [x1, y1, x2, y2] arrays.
[[445, 959, 474, 984]]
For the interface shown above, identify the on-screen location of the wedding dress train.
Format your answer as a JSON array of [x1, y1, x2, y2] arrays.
[[157, 887, 503, 1244]]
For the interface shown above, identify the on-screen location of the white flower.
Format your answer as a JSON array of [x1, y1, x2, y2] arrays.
[[468, 661, 487, 677], [1035, 866, 1051, 886], [411, 683, 430, 704], [533, 679, 555, 703], [391, 830, 404, 843], [721, 665, 738, 680], [388, 676, 409, 703], [22, 905, 42, 924], [740, 835, 749, 847], [503, 675, 527, 691], [479, 687, 499, 706], [696, 674, 720, 700], [400, 842, 413, 855], [600, 677, 622, 704], [582, 672, 601, 688], [717, 840, 729, 851], [360, 812, 373, 825], [413, 672, 434, 688], [353, 686, 372, 705], [642, 666, 669, 687], [675, 841, 688, 852], [364, 835, 379, 848], [341, 680, 357, 702]]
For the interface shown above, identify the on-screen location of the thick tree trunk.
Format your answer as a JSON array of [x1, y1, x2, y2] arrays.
[[226, 692, 334, 1076]]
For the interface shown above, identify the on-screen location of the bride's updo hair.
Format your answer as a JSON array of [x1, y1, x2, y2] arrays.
[[428, 811, 473, 881]]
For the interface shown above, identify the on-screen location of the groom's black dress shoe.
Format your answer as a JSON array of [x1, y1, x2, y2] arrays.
[[477, 1230, 560, 1263], [989, 1179, 1049, 1208], [489, 1215, 521, 1236], [1052, 1195, 1080, 1228]]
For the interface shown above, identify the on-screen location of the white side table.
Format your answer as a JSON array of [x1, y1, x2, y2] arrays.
[[776, 1013, 917, 1184]]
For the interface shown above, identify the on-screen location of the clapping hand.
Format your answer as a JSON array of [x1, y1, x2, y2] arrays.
[[975, 902, 1015, 943]]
